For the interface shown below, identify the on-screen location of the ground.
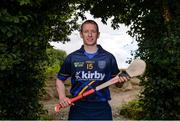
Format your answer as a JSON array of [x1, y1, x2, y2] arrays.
[[41, 78, 142, 120], [109, 85, 142, 120]]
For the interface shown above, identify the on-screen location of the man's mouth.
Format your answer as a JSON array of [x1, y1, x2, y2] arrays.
[[87, 38, 93, 41]]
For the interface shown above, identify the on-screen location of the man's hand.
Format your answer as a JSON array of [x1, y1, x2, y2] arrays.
[[59, 97, 72, 108], [110, 74, 130, 85], [118, 75, 130, 83]]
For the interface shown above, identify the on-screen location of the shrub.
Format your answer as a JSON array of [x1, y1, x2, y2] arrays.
[[120, 100, 144, 119]]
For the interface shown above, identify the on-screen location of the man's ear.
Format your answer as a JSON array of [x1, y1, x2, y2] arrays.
[[80, 32, 83, 38], [97, 32, 100, 38]]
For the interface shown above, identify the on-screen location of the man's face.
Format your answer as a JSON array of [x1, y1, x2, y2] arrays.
[[80, 23, 100, 46]]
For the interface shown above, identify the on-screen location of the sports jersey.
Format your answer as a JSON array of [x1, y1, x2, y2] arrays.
[[57, 45, 119, 102]]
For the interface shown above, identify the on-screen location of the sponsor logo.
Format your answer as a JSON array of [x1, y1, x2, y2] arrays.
[[75, 71, 105, 81], [74, 62, 84, 67]]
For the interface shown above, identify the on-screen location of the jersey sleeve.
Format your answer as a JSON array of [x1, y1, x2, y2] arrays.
[[57, 55, 71, 81], [111, 55, 120, 77]]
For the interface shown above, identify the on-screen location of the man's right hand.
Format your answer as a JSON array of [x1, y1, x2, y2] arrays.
[[59, 97, 72, 108]]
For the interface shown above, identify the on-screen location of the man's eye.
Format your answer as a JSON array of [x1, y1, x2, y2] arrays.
[[83, 30, 97, 33], [83, 31, 88, 33]]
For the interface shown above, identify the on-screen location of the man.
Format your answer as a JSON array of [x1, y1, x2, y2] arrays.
[[56, 20, 129, 120]]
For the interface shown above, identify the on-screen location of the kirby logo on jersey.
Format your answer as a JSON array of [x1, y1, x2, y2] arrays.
[[75, 71, 105, 81]]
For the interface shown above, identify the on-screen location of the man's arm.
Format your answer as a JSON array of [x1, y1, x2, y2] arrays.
[[56, 78, 71, 107]]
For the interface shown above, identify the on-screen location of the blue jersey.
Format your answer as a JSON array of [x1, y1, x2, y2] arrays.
[[57, 45, 119, 102]]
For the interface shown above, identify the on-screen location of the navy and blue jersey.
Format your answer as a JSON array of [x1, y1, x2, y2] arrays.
[[57, 45, 119, 102]]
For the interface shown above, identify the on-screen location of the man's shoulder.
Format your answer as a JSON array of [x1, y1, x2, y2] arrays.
[[100, 47, 115, 58], [67, 48, 83, 58], [98, 45, 114, 55]]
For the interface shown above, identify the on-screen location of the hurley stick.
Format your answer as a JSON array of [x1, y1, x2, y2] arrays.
[[55, 59, 146, 112]]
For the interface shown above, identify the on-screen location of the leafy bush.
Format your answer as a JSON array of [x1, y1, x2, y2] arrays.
[[45, 48, 66, 77], [0, 0, 78, 119], [120, 100, 144, 120], [136, 2, 180, 119]]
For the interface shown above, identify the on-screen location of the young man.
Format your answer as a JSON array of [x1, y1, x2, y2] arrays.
[[56, 20, 129, 120]]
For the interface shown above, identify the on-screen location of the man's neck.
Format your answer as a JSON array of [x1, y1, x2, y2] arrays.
[[84, 44, 98, 54]]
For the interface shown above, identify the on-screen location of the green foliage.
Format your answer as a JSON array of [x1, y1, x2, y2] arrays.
[[0, 0, 78, 119], [1, 0, 179, 120], [76, 0, 180, 120], [46, 48, 66, 67], [45, 47, 66, 76], [135, 1, 180, 119], [120, 100, 143, 120], [139, 35, 180, 119]]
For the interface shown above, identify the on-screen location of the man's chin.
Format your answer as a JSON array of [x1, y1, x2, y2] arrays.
[[84, 43, 97, 46]]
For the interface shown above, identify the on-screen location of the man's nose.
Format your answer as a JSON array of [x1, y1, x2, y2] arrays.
[[88, 32, 92, 36]]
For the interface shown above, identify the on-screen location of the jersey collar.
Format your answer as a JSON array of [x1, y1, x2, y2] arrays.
[[79, 44, 104, 53]]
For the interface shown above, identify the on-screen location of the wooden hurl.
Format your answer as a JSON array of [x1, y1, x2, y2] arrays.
[[55, 59, 146, 112]]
